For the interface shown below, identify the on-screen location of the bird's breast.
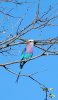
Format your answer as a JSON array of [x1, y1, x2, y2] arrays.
[[26, 47, 33, 54]]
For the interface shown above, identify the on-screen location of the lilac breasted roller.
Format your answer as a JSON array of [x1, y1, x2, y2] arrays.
[[16, 40, 34, 82], [20, 40, 34, 69]]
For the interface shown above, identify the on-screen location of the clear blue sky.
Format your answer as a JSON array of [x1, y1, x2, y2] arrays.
[[0, 0, 58, 100]]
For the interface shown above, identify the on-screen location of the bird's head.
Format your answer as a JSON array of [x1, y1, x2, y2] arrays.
[[27, 39, 34, 45], [26, 39, 38, 46], [28, 39, 34, 42], [28, 39, 38, 44]]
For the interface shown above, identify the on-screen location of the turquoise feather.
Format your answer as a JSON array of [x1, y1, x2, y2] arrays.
[[20, 48, 33, 69], [21, 53, 33, 59]]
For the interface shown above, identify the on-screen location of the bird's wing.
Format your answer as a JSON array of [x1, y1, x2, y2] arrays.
[[21, 48, 26, 59]]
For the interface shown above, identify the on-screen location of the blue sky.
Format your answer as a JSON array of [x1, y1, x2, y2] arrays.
[[0, 0, 58, 100]]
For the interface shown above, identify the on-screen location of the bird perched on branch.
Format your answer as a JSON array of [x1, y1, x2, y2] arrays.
[[16, 39, 36, 82]]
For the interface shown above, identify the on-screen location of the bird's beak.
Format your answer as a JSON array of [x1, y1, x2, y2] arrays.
[[24, 41, 27, 44]]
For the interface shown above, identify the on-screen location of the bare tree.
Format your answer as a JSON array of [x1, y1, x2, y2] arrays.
[[0, 0, 58, 99]]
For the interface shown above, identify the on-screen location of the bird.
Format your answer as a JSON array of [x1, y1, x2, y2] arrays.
[[16, 39, 34, 82]]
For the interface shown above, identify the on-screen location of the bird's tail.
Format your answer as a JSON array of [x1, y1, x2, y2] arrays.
[[16, 61, 26, 83], [16, 59, 26, 83], [20, 61, 26, 69], [16, 71, 21, 83]]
